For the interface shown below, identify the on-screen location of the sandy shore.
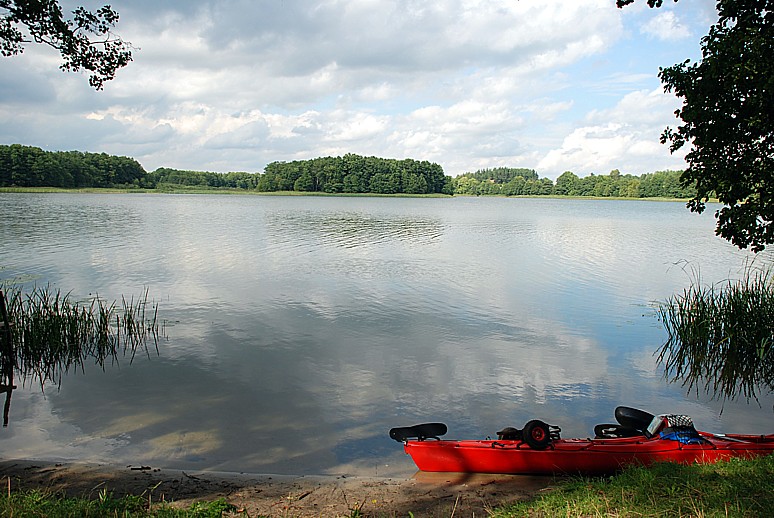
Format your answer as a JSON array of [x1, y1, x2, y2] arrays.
[[0, 458, 554, 517]]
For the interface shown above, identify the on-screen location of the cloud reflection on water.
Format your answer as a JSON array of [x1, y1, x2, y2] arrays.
[[0, 194, 767, 476]]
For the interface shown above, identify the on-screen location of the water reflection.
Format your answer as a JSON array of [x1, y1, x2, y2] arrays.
[[266, 209, 444, 250], [0, 193, 771, 476]]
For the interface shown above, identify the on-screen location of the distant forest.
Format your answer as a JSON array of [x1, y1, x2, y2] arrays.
[[0, 144, 696, 199], [453, 168, 696, 198], [0, 144, 148, 188]]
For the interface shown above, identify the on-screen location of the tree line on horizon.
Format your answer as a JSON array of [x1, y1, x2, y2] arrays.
[[258, 154, 452, 194], [453, 168, 696, 199], [0, 144, 695, 199], [0, 144, 148, 189]]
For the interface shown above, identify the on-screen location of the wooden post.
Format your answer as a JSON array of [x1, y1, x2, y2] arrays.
[[0, 290, 16, 426]]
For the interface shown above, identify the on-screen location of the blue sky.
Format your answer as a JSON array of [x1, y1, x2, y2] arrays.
[[0, 0, 718, 179]]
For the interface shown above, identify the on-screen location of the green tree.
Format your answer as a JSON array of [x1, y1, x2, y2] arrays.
[[294, 172, 315, 192], [621, 0, 774, 252], [342, 172, 366, 193], [369, 172, 399, 194], [574, 174, 597, 197], [320, 159, 343, 193], [620, 177, 640, 198], [0, 144, 147, 187], [502, 175, 526, 196], [402, 172, 428, 194], [476, 179, 501, 196], [452, 174, 479, 195], [257, 154, 450, 195], [256, 171, 278, 191], [554, 171, 579, 196], [1, 1, 132, 89], [537, 177, 555, 195], [463, 167, 538, 184]]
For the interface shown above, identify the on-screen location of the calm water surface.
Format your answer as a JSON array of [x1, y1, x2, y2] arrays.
[[0, 193, 772, 476]]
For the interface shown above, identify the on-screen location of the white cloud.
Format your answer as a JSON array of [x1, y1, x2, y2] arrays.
[[641, 11, 691, 41], [537, 89, 688, 176], [0, 0, 703, 178]]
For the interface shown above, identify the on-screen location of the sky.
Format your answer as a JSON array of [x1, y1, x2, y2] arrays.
[[0, 0, 719, 180]]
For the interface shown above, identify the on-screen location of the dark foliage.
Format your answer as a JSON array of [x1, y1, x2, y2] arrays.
[[0, 1, 132, 89], [620, 0, 774, 252], [150, 168, 260, 190], [0, 144, 147, 188], [258, 154, 453, 195], [660, 0, 774, 252]]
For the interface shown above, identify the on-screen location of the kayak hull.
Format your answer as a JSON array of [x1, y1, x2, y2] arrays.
[[402, 432, 774, 475]]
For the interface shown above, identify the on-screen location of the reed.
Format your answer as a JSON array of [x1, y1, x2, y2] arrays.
[[1, 285, 160, 390], [656, 265, 774, 402]]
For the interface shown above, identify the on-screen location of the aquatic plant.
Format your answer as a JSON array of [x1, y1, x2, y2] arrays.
[[0, 285, 160, 391], [656, 265, 774, 404]]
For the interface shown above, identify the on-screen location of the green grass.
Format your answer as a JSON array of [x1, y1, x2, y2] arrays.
[[0, 489, 241, 517], [492, 455, 774, 517], [2, 457, 771, 517]]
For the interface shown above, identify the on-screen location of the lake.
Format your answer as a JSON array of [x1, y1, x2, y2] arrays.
[[0, 193, 771, 477]]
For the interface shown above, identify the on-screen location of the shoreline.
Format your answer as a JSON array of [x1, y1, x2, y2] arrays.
[[0, 186, 696, 202], [0, 458, 553, 516]]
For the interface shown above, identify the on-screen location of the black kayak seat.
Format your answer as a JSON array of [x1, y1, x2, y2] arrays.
[[389, 422, 447, 442], [592, 407, 655, 439], [615, 406, 656, 437]]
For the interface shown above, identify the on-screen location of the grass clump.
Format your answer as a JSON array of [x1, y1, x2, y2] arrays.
[[657, 265, 774, 403], [493, 455, 774, 517], [1, 284, 160, 390], [0, 488, 240, 517]]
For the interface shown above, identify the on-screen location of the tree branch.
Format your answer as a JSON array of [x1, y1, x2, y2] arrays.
[[0, 1, 132, 89]]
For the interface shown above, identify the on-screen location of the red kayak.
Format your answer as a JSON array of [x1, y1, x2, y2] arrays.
[[390, 408, 774, 475]]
